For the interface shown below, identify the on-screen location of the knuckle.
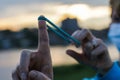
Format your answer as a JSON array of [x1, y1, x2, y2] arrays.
[[40, 38, 49, 43], [21, 49, 31, 55], [82, 29, 89, 32], [82, 29, 91, 36], [96, 38, 103, 43], [40, 42, 49, 47], [21, 50, 32, 59], [84, 42, 93, 50]]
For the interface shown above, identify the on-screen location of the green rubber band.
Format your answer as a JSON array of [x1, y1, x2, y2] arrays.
[[38, 16, 80, 47], [47, 25, 71, 43]]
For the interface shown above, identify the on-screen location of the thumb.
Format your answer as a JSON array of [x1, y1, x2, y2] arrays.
[[29, 70, 51, 80], [66, 49, 84, 63]]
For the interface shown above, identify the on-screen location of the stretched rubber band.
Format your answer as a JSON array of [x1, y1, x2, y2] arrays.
[[47, 25, 71, 43], [38, 15, 80, 46]]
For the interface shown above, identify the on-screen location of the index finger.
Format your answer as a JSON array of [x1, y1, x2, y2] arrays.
[[72, 29, 94, 43], [37, 16, 53, 79], [19, 50, 32, 80], [38, 16, 50, 53]]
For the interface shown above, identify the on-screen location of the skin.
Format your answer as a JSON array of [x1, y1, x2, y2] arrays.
[[66, 29, 113, 76], [110, 0, 120, 22], [12, 17, 113, 79], [12, 20, 53, 80], [12, 22, 113, 79], [12, 0, 120, 79]]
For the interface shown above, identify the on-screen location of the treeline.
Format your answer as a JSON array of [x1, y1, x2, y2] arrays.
[[0, 18, 110, 49]]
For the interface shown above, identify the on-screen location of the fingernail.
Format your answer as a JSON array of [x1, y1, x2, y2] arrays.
[[38, 21, 46, 29], [21, 73, 27, 80], [39, 20, 45, 23]]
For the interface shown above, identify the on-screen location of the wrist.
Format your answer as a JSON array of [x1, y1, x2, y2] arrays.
[[96, 61, 120, 80], [98, 62, 113, 76]]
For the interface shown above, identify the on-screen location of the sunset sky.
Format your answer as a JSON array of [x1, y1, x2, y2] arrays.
[[0, 0, 111, 31]]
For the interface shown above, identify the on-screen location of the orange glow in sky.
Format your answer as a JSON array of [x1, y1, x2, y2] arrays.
[[0, 4, 111, 31]]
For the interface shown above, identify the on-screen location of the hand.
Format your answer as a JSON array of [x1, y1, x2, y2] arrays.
[[66, 29, 113, 75], [12, 19, 53, 80]]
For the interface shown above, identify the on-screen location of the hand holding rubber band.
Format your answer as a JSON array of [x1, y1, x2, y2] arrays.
[[38, 15, 81, 47]]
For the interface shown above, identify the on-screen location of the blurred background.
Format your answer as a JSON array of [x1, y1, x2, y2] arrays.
[[0, 0, 119, 80]]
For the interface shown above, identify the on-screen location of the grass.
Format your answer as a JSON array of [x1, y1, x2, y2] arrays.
[[53, 64, 96, 80]]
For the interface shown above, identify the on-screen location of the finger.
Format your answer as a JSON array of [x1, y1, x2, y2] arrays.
[[66, 49, 86, 64], [91, 43, 107, 61], [12, 66, 20, 80], [12, 70, 19, 80], [83, 42, 93, 59], [38, 18, 50, 52], [83, 42, 93, 51], [38, 18, 53, 79], [83, 38, 101, 57], [19, 50, 32, 80], [29, 70, 51, 80], [84, 38, 100, 49], [71, 29, 94, 44]]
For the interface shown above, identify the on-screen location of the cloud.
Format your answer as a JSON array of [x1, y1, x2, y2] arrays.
[[0, 0, 110, 18], [0, 0, 111, 31]]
